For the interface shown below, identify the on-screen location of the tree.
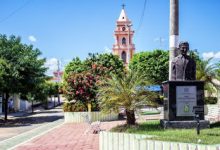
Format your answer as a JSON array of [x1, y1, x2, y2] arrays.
[[47, 81, 60, 107], [64, 57, 87, 79], [130, 50, 169, 84], [63, 53, 124, 111], [84, 53, 124, 76], [64, 71, 97, 110], [0, 34, 47, 121], [196, 58, 220, 96], [64, 53, 124, 79], [23, 80, 51, 113], [98, 69, 157, 125]]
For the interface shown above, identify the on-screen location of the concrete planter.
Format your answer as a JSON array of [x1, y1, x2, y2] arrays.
[[64, 112, 118, 123], [100, 131, 220, 150], [204, 105, 208, 115], [205, 104, 220, 122], [205, 104, 218, 115]]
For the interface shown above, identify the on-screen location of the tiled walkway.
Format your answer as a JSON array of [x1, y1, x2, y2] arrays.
[[14, 121, 125, 150]]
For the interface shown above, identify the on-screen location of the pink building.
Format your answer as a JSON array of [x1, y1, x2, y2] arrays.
[[112, 5, 135, 65], [51, 71, 63, 83]]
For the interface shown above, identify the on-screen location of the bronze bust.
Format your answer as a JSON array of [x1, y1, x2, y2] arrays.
[[171, 42, 196, 81]]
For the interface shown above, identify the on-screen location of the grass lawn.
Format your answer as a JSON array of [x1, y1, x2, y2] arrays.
[[140, 111, 160, 115], [111, 121, 220, 145]]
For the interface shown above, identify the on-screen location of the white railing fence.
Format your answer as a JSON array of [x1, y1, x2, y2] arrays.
[[64, 112, 118, 123], [100, 131, 220, 150]]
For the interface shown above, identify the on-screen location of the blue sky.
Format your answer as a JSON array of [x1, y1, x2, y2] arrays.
[[0, 0, 220, 74]]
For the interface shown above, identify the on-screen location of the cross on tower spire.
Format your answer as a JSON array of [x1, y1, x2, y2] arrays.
[[122, 4, 125, 9]]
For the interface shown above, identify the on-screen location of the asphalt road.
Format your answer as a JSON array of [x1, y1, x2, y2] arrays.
[[0, 105, 64, 142]]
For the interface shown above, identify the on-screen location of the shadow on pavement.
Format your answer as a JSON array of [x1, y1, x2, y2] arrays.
[[0, 115, 63, 127]]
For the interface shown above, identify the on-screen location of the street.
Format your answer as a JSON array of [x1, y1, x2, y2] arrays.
[[0, 105, 64, 149]]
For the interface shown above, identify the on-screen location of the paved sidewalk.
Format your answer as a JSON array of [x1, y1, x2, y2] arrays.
[[0, 119, 63, 150], [0, 106, 63, 142], [14, 120, 125, 150]]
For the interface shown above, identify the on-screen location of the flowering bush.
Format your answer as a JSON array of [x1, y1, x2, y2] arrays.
[[63, 53, 124, 112], [64, 72, 97, 104]]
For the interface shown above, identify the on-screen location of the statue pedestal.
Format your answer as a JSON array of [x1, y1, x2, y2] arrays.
[[160, 120, 210, 129], [161, 81, 210, 128]]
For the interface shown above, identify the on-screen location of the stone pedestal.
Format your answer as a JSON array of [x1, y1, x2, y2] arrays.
[[160, 120, 210, 129], [161, 81, 210, 128]]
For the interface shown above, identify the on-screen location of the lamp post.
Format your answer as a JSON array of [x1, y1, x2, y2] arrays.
[[127, 24, 132, 64]]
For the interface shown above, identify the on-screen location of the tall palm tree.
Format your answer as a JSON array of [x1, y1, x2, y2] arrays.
[[196, 58, 220, 96], [98, 70, 157, 125]]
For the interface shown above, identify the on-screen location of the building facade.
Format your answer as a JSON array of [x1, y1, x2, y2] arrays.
[[112, 6, 135, 65]]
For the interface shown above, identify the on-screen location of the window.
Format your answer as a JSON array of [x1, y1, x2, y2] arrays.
[[122, 37, 126, 45], [121, 51, 126, 63]]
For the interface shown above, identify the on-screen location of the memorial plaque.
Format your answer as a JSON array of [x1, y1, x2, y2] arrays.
[[193, 106, 204, 114], [176, 86, 197, 116]]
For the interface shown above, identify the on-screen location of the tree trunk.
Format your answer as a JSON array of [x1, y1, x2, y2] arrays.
[[44, 98, 48, 109], [54, 96, 56, 107], [50, 96, 52, 109], [31, 101, 34, 113], [126, 109, 136, 125], [58, 94, 60, 105], [4, 92, 9, 121]]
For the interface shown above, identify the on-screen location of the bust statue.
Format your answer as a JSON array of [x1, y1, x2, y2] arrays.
[[171, 41, 196, 81]]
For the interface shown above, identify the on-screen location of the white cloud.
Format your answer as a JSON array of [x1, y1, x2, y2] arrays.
[[45, 58, 58, 76], [61, 59, 71, 68], [63, 59, 71, 64], [103, 46, 112, 54], [202, 52, 214, 60], [44, 58, 71, 76], [28, 35, 37, 42], [202, 51, 220, 60], [214, 52, 220, 59], [154, 37, 166, 42]]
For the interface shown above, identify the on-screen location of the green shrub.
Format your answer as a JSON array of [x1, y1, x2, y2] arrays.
[[205, 97, 218, 104], [63, 101, 87, 112], [91, 100, 100, 111], [63, 102, 72, 112]]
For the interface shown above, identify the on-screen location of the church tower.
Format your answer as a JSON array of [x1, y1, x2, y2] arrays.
[[112, 5, 135, 65]]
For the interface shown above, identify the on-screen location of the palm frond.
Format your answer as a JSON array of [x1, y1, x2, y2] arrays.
[[98, 69, 157, 113]]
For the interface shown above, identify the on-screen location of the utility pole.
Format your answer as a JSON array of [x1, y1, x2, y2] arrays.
[[169, 0, 179, 80], [57, 60, 61, 105]]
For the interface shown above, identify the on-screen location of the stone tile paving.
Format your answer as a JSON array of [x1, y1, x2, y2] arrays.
[[14, 120, 125, 150]]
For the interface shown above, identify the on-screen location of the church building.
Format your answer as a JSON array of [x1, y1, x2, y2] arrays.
[[112, 5, 135, 65]]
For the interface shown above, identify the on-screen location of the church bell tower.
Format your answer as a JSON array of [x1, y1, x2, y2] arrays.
[[112, 5, 135, 65]]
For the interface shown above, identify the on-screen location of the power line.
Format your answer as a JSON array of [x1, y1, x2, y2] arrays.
[[136, 0, 147, 35], [0, 0, 32, 24]]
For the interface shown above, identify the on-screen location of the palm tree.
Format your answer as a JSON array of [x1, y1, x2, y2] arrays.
[[196, 58, 220, 96], [98, 70, 157, 125]]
